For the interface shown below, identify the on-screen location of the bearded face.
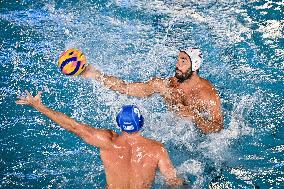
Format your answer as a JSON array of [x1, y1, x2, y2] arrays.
[[175, 67, 193, 82], [175, 51, 193, 82]]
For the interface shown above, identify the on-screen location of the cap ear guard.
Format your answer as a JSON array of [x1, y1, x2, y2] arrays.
[[116, 111, 121, 128], [182, 48, 202, 72], [138, 114, 144, 131]]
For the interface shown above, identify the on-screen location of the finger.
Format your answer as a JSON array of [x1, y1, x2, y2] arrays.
[[16, 98, 27, 102], [16, 95, 23, 99], [16, 100, 28, 104], [25, 90, 32, 97], [37, 91, 43, 97], [17, 97, 27, 101], [16, 93, 27, 99]]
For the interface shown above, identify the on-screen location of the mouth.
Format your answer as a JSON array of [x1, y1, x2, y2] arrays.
[[175, 69, 182, 75]]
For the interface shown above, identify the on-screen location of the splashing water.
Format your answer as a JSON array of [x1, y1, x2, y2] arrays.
[[0, 0, 283, 188]]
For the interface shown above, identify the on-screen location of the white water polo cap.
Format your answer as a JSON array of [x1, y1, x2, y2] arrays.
[[183, 48, 203, 71]]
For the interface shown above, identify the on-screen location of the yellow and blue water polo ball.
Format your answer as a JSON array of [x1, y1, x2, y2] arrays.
[[58, 48, 87, 76]]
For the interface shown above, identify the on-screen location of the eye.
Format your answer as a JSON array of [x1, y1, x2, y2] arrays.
[[182, 59, 187, 64]]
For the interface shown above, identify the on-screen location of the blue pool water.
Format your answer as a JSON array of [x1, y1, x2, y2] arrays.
[[0, 0, 283, 188]]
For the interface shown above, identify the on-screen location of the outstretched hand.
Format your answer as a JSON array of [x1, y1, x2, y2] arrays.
[[80, 64, 96, 78], [16, 90, 43, 107]]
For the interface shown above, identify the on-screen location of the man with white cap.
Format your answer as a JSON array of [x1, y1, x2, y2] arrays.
[[82, 48, 223, 134]]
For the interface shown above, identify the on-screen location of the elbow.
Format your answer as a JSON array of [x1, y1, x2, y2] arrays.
[[214, 117, 224, 132], [166, 177, 184, 187], [132, 87, 154, 97], [201, 121, 223, 134], [110, 80, 130, 94], [109, 84, 127, 94], [121, 87, 153, 97]]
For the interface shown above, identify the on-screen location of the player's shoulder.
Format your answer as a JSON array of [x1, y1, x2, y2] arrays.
[[143, 137, 164, 148], [198, 77, 217, 91], [104, 129, 119, 141], [148, 140, 168, 156], [197, 77, 221, 102], [198, 76, 213, 87], [153, 142, 167, 155]]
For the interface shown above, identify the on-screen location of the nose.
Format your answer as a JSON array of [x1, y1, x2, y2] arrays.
[[177, 58, 185, 69], [176, 59, 182, 67]]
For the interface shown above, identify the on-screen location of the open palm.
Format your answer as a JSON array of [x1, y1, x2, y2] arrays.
[[16, 90, 43, 107]]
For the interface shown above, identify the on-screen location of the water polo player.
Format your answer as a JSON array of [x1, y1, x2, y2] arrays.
[[81, 48, 223, 134], [16, 91, 185, 188]]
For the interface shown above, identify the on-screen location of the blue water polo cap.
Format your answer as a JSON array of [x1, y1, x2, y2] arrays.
[[116, 105, 144, 133]]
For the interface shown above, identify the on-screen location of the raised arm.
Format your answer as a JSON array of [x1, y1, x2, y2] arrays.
[[158, 145, 184, 187], [81, 65, 166, 97], [16, 90, 116, 149]]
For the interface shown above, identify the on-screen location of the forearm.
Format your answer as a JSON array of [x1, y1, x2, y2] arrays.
[[34, 103, 79, 132], [83, 67, 128, 93], [102, 75, 129, 93], [83, 66, 157, 97], [32, 103, 114, 148], [98, 73, 148, 96], [16, 91, 111, 147], [193, 113, 223, 134], [176, 107, 223, 133]]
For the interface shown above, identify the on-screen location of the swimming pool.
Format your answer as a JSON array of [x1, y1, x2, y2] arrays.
[[0, 0, 283, 188]]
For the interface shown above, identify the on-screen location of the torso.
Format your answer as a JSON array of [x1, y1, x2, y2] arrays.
[[100, 135, 162, 189], [158, 76, 219, 118]]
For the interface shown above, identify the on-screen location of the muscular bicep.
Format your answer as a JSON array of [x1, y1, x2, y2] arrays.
[[199, 91, 224, 132], [207, 93, 223, 125], [72, 123, 115, 149]]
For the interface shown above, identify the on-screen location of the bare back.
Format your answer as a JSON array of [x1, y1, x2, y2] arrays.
[[100, 134, 164, 189]]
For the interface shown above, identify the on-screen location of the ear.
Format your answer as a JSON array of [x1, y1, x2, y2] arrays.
[[116, 113, 120, 127], [139, 115, 144, 129], [187, 55, 192, 66]]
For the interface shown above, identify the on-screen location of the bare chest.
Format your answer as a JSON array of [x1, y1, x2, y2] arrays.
[[162, 86, 200, 108]]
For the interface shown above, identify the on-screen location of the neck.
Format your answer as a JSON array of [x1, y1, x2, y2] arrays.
[[122, 131, 141, 137], [188, 72, 199, 81], [177, 72, 199, 84], [121, 132, 142, 144]]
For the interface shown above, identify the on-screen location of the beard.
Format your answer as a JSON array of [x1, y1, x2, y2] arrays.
[[175, 67, 193, 83]]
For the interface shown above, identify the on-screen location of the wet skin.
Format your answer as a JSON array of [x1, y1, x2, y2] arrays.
[[101, 133, 182, 188], [16, 91, 183, 189], [82, 51, 223, 134]]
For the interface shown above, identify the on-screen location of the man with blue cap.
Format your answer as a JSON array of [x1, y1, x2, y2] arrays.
[[16, 91, 185, 188], [82, 48, 223, 134]]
